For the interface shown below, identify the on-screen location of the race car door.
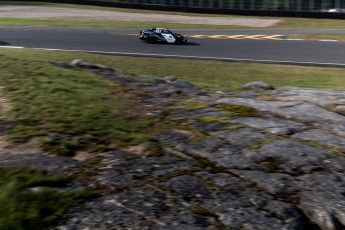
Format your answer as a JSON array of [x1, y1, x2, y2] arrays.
[[161, 32, 176, 43]]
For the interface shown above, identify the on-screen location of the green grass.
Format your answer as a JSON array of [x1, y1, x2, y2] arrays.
[[199, 116, 228, 123], [270, 17, 345, 29], [2, 48, 345, 91], [0, 49, 158, 155], [0, 166, 94, 230], [221, 105, 258, 117], [0, 18, 250, 29], [1, 1, 345, 29], [1, 48, 345, 153]]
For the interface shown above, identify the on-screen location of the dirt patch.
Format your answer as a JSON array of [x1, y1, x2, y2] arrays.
[[0, 136, 45, 155], [73, 151, 95, 162], [0, 6, 281, 27], [0, 86, 11, 114], [0, 87, 44, 155]]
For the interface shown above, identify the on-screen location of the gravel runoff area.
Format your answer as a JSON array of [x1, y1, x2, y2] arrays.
[[0, 6, 281, 27]]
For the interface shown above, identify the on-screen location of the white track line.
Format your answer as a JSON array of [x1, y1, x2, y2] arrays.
[[0, 45, 24, 48], [1, 46, 345, 68]]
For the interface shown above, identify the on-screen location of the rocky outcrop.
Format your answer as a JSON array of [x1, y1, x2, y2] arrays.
[[237, 81, 275, 91], [3, 60, 344, 230]]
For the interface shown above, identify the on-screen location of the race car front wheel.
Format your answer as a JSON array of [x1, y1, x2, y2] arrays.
[[146, 37, 155, 44], [175, 40, 186, 45]]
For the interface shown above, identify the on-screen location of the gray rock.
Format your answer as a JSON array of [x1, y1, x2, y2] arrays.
[[0, 154, 81, 174], [164, 75, 177, 83], [335, 209, 345, 227], [293, 129, 345, 152], [157, 175, 210, 200], [70, 59, 114, 71], [94, 150, 193, 190], [96, 170, 138, 189], [209, 127, 272, 148], [179, 138, 263, 170], [231, 117, 308, 135], [299, 173, 345, 230], [238, 81, 275, 91], [237, 91, 261, 98], [155, 129, 194, 146], [57, 186, 218, 230], [170, 107, 217, 118], [332, 105, 345, 115], [54, 61, 71, 69], [242, 139, 334, 175], [327, 123, 345, 137], [317, 100, 337, 109], [321, 157, 345, 173], [110, 186, 169, 217], [215, 97, 345, 126], [162, 75, 195, 89], [54, 195, 160, 230], [0, 121, 13, 136], [195, 172, 252, 193], [232, 170, 298, 196], [208, 204, 293, 230], [189, 122, 230, 132], [263, 200, 301, 220], [215, 154, 264, 170], [171, 79, 195, 89], [272, 86, 345, 105]]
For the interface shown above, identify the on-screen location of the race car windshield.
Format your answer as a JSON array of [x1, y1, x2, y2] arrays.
[[161, 30, 172, 34]]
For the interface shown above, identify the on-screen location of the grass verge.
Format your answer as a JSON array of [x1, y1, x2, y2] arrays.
[[2, 48, 345, 90], [0, 49, 158, 155], [0, 166, 94, 230], [0, 18, 250, 29], [1, 1, 345, 29], [1, 48, 345, 153]]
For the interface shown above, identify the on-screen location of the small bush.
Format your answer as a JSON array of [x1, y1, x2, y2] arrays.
[[0, 166, 95, 230]]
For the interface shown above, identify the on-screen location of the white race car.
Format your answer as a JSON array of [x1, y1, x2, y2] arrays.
[[139, 28, 187, 45]]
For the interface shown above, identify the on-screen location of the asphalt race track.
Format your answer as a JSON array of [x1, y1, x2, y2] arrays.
[[1, 26, 345, 67]]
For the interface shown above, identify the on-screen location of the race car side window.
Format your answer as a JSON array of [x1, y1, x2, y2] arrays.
[[155, 29, 161, 33]]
